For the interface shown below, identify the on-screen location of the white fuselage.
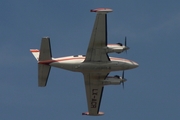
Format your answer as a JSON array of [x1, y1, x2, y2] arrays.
[[39, 55, 138, 73]]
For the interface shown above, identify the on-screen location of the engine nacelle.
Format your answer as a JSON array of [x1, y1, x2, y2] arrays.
[[103, 77, 121, 85], [106, 44, 124, 53], [103, 76, 127, 85]]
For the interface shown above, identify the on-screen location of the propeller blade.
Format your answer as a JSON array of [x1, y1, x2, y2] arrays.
[[122, 71, 124, 79], [122, 71, 125, 89], [123, 36, 128, 54], [122, 82, 124, 89], [125, 36, 127, 46]]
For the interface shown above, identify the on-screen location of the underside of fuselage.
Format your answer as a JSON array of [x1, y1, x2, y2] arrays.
[[49, 57, 138, 73]]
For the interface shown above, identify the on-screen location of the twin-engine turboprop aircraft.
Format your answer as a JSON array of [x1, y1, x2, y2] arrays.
[[30, 8, 138, 116]]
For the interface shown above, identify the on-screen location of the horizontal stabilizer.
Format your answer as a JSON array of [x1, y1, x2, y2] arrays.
[[37, 37, 52, 87], [38, 64, 51, 87], [39, 37, 52, 61]]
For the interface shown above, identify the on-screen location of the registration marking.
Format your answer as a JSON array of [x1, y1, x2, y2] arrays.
[[91, 89, 98, 108]]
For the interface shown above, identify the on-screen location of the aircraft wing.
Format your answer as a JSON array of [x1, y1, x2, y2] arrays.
[[84, 9, 112, 62], [82, 72, 108, 116]]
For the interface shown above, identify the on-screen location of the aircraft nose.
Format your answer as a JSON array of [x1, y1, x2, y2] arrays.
[[132, 61, 139, 68]]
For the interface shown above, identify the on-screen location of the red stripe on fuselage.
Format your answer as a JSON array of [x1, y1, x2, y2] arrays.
[[38, 57, 130, 64], [38, 57, 85, 64]]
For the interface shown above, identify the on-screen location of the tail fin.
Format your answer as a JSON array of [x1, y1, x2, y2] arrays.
[[30, 37, 52, 87]]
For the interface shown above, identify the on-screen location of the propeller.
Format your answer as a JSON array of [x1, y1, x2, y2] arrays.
[[114, 71, 127, 89], [121, 71, 127, 89], [125, 36, 127, 46], [117, 36, 130, 54], [123, 36, 130, 54]]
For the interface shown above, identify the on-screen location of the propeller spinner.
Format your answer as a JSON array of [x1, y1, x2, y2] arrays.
[[117, 36, 130, 53], [114, 71, 127, 89]]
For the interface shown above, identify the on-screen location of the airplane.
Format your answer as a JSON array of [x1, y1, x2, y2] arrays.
[[30, 8, 139, 116]]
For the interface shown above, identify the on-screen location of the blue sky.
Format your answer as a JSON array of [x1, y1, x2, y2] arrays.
[[0, 0, 180, 120]]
